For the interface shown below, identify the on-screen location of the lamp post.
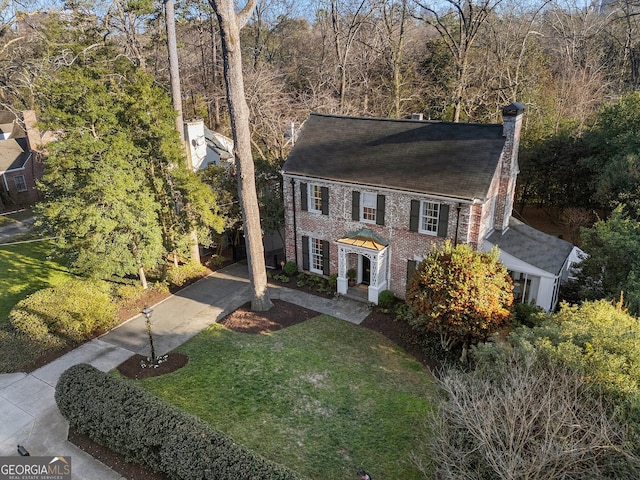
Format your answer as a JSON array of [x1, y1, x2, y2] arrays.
[[142, 305, 156, 364]]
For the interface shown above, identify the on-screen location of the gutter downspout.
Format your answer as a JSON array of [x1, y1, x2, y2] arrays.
[[290, 178, 298, 265], [454, 203, 462, 246]]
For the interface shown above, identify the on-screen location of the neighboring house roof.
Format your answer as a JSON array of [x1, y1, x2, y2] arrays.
[[0, 111, 25, 139], [486, 217, 574, 276], [282, 113, 506, 201], [0, 137, 29, 173]]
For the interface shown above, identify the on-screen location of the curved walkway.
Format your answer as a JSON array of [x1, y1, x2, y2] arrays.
[[0, 263, 370, 479]]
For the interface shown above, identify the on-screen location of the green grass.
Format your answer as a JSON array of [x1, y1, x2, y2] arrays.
[[0, 240, 73, 324], [140, 316, 436, 479]]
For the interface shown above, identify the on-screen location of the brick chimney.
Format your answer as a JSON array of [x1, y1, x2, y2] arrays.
[[494, 102, 525, 232], [21, 110, 42, 152]]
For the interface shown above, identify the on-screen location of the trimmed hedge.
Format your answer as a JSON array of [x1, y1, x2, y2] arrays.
[[55, 364, 304, 480]]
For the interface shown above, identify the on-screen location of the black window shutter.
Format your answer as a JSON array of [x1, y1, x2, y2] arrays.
[[437, 204, 449, 237], [376, 194, 386, 226], [321, 186, 329, 215], [406, 260, 418, 287], [409, 200, 420, 232], [352, 191, 360, 220], [300, 183, 308, 211], [302, 235, 309, 270], [322, 241, 330, 275]]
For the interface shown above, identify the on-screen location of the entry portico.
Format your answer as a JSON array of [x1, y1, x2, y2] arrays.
[[336, 228, 389, 304]]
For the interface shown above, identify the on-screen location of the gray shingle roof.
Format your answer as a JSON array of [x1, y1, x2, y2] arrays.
[[486, 218, 574, 275], [282, 113, 506, 201], [0, 138, 28, 172]]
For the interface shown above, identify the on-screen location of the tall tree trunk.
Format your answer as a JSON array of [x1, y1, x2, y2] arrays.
[[165, 0, 201, 264], [165, 0, 184, 141], [209, 0, 273, 311], [164, 0, 188, 142], [138, 265, 148, 290]]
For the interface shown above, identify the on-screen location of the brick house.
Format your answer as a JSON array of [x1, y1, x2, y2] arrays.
[[0, 111, 45, 209], [281, 103, 577, 311]]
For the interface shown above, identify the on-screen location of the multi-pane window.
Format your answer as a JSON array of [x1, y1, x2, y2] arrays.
[[420, 201, 439, 234], [310, 237, 324, 274], [13, 175, 27, 192], [510, 271, 540, 305], [309, 184, 323, 213], [361, 192, 376, 222]]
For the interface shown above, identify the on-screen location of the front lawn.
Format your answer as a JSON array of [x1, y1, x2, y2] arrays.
[[140, 315, 435, 479], [0, 240, 73, 323], [0, 240, 75, 372]]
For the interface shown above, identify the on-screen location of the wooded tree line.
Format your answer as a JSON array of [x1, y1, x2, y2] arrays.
[[3, 0, 640, 210], [2, 1, 640, 154]]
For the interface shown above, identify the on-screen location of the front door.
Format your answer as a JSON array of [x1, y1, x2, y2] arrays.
[[362, 256, 371, 285]]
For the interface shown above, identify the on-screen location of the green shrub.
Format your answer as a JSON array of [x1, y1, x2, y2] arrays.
[[167, 261, 208, 287], [206, 254, 227, 270], [8, 308, 50, 339], [55, 364, 303, 480], [283, 261, 298, 277], [296, 273, 308, 288], [9, 279, 117, 343], [273, 273, 290, 283], [327, 274, 338, 290], [378, 290, 395, 309], [394, 302, 460, 366], [114, 283, 146, 303], [513, 302, 547, 327]]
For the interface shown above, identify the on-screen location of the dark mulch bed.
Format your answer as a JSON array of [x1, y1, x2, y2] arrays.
[[69, 298, 434, 479], [117, 352, 190, 380], [218, 298, 321, 333], [69, 429, 171, 480]]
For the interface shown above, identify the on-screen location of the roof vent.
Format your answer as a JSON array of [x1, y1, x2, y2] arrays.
[[411, 113, 424, 121]]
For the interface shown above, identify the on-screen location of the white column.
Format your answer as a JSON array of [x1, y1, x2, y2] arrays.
[[367, 249, 388, 304], [337, 246, 348, 294]]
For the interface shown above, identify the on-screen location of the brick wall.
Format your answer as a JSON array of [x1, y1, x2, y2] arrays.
[[283, 176, 496, 299], [1, 152, 44, 209]]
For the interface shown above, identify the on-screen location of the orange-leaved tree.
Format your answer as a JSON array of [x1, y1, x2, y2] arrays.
[[406, 241, 513, 362]]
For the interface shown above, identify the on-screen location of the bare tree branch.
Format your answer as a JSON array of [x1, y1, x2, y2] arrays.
[[237, 0, 257, 29]]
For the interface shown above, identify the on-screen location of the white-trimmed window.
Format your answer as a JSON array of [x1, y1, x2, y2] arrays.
[[361, 192, 377, 223], [410, 199, 449, 237], [13, 175, 27, 192], [352, 191, 385, 225], [302, 235, 329, 274], [309, 184, 323, 213], [301, 182, 328, 215], [510, 271, 540, 305], [419, 201, 439, 234], [310, 237, 324, 274]]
